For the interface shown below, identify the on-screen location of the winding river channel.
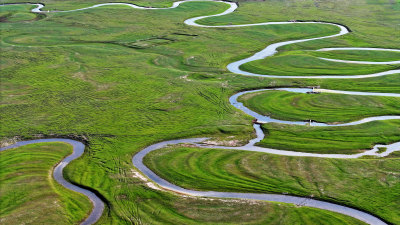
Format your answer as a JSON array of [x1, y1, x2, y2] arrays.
[[0, 139, 104, 225], [1, 1, 400, 224]]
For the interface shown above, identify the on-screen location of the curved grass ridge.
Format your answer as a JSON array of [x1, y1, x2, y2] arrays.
[[0, 139, 105, 225], [231, 88, 400, 126], [132, 138, 390, 225], [2, 1, 400, 224], [313, 48, 400, 65]]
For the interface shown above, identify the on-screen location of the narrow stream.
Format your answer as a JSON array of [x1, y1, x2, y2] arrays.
[[0, 139, 104, 225]]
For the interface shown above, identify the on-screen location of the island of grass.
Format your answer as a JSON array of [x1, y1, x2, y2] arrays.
[[257, 120, 400, 154], [308, 49, 400, 62], [238, 53, 398, 76], [0, 142, 91, 225], [238, 90, 400, 123], [144, 146, 400, 224]]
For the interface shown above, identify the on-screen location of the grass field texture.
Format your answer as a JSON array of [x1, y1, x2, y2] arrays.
[[239, 90, 400, 123], [1, 0, 399, 224], [144, 146, 400, 224], [0, 142, 91, 225], [258, 120, 400, 154]]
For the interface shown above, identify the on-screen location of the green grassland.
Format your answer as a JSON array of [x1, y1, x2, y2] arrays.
[[199, 0, 400, 48], [308, 50, 400, 62], [200, 0, 400, 76], [239, 54, 398, 76], [143, 146, 400, 224], [1, 0, 400, 224], [1, 0, 182, 10], [387, 151, 400, 158], [0, 142, 91, 224], [258, 120, 400, 154], [0, 5, 40, 22], [239, 90, 400, 123]]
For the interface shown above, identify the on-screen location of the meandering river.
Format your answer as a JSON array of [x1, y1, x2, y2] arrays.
[[1, 1, 399, 224]]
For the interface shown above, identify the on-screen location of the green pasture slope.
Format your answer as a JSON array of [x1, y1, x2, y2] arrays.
[[0, 142, 91, 224], [1, 0, 399, 224]]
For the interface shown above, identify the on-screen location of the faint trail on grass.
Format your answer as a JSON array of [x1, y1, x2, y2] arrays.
[[2, 1, 400, 224]]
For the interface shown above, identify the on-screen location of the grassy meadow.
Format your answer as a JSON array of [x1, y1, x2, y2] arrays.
[[258, 120, 400, 154], [238, 90, 400, 123], [0, 5, 41, 22], [239, 53, 398, 76], [0, 0, 399, 224], [308, 50, 400, 62], [143, 146, 400, 224], [0, 142, 91, 225]]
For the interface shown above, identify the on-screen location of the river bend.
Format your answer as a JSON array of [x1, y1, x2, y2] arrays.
[[0, 139, 104, 225]]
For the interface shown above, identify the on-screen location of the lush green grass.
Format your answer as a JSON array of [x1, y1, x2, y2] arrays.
[[144, 146, 400, 224], [239, 54, 398, 76], [167, 197, 369, 225], [0, 142, 91, 224], [0, 5, 40, 22], [7, 12, 37, 22], [318, 73, 400, 93], [1, 0, 399, 224], [200, 0, 400, 77], [2, 0, 183, 10], [386, 150, 400, 158], [377, 147, 387, 154], [257, 120, 400, 154], [238, 90, 400, 123], [200, 0, 400, 48], [309, 50, 400, 62]]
